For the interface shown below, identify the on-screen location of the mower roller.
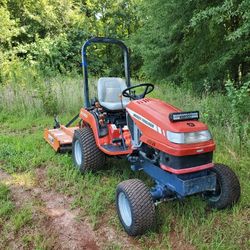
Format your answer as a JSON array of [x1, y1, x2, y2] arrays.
[[44, 37, 241, 236]]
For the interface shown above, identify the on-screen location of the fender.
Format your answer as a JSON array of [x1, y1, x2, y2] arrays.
[[79, 108, 132, 155]]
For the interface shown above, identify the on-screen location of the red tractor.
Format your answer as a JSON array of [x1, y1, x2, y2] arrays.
[[44, 37, 240, 236]]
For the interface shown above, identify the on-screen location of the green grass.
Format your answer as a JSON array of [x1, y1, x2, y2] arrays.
[[0, 183, 39, 248], [0, 184, 14, 221], [0, 75, 249, 249], [0, 180, 54, 249], [11, 207, 33, 232]]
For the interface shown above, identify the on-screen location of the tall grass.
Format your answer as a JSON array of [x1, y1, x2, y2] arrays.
[[1, 73, 249, 178], [0, 73, 249, 155], [0, 74, 98, 115], [0, 72, 250, 153]]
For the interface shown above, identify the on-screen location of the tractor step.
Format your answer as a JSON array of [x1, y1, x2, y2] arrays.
[[102, 144, 128, 152], [44, 126, 78, 152]]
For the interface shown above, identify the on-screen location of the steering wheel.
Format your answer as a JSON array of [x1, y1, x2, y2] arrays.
[[122, 83, 154, 100]]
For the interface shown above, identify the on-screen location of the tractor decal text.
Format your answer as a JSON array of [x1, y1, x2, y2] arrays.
[[48, 134, 54, 144], [133, 113, 155, 129], [126, 108, 165, 136]]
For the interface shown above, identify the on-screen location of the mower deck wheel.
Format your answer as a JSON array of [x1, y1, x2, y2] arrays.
[[72, 127, 106, 172], [205, 163, 240, 209], [116, 179, 156, 236]]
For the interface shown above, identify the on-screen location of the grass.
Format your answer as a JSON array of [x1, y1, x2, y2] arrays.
[[0, 184, 14, 221], [0, 183, 41, 248], [0, 177, 55, 250], [11, 207, 33, 232], [0, 75, 249, 249]]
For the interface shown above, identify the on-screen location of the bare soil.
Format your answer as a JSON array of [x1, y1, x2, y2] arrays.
[[169, 231, 196, 250], [0, 169, 140, 249], [0, 168, 196, 249]]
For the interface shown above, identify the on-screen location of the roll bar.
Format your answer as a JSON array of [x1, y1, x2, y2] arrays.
[[81, 37, 131, 108]]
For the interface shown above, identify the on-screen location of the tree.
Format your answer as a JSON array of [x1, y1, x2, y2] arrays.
[[0, 0, 140, 77], [131, 0, 250, 91]]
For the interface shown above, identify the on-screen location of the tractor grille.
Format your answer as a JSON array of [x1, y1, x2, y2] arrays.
[[160, 152, 213, 170]]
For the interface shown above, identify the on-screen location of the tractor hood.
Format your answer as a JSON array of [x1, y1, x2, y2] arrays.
[[126, 98, 215, 156], [126, 98, 208, 133]]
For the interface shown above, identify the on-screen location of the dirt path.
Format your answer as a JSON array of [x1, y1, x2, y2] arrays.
[[0, 168, 196, 250], [0, 169, 140, 250], [169, 231, 196, 250]]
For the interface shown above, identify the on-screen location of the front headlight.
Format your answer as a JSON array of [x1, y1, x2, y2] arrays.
[[166, 130, 212, 144]]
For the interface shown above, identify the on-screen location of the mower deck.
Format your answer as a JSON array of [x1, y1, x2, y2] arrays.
[[44, 126, 78, 152]]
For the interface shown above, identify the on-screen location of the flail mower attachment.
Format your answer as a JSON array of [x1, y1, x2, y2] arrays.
[[44, 114, 79, 153]]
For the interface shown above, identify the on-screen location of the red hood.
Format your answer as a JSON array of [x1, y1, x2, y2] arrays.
[[126, 98, 208, 133]]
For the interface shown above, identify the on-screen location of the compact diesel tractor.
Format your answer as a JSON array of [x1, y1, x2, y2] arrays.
[[44, 37, 240, 236]]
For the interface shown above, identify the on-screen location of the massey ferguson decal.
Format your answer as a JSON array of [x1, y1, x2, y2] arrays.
[[126, 108, 165, 136]]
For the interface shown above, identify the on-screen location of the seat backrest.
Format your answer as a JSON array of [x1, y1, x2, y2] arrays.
[[97, 77, 130, 110]]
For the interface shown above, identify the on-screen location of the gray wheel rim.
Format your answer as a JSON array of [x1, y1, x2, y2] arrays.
[[208, 180, 222, 202], [74, 140, 82, 166], [118, 192, 132, 227]]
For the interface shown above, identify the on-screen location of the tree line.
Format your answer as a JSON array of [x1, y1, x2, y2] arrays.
[[0, 0, 249, 91]]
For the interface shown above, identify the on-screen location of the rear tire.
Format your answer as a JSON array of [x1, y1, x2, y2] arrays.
[[72, 127, 106, 173], [116, 179, 156, 236], [205, 164, 240, 209]]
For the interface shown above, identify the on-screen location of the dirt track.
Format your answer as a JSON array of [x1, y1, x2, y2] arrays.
[[0, 168, 197, 250], [0, 168, 140, 250]]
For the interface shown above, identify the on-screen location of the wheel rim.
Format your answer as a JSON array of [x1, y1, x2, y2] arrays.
[[74, 140, 82, 166], [208, 179, 222, 202], [118, 192, 132, 227]]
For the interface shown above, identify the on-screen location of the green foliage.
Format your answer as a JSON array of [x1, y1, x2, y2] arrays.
[[36, 81, 59, 115], [0, 185, 36, 247], [225, 80, 250, 146], [0, 184, 14, 221], [11, 207, 33, 232], [2, 0, 249, 92], [0, 6, 19, 46], [0, 0, 140, 82], [132, 0, 250, 91]]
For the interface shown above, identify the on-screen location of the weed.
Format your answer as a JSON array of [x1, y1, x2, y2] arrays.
[[225, 80, 250, 148], [0, 184, 14, 220], [11, 207, 33, 232]]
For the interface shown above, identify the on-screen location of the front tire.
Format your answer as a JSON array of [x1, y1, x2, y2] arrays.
[[72, 127, 106, 173], [205, 164, 240, 209], [116, 179, 156, 236]]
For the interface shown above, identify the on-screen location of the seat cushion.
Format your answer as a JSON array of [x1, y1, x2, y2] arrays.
[[97, 77, 130, 110]]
